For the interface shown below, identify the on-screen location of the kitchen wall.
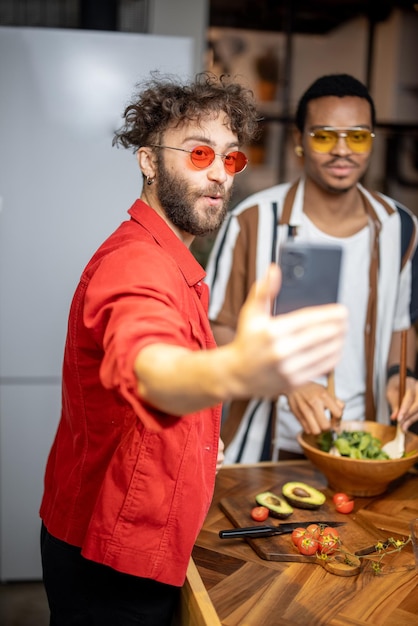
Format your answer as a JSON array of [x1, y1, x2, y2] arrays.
[[0, 26, 193, 581], [204, 10, 418, 213]]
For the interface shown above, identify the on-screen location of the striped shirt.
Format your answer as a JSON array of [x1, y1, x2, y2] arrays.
[[206, 177, 418, 462]]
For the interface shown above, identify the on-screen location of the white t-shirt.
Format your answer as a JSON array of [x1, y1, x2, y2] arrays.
[[274, 214, 370, 455]]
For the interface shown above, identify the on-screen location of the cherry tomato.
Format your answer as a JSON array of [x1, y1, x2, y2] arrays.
[[319, 533, 339, 554], [297, 535, 319, 556], [305, 524, 321, 540], [291, 527, 307, 546], [321, 526, 340, 539], [250, 506, 269, 522], [335, 499, 354, 514], [332, 492, 350, 505]]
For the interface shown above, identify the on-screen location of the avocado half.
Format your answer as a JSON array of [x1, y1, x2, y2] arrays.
[[282, 481, 326, 510], [255, 491, 293, 519]]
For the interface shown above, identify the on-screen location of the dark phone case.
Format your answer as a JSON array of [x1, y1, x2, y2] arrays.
[[274, 242, 343, 314]]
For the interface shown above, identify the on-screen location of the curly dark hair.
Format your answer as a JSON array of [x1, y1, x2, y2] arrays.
[[295, 74, 376, 132], [112, 71, 260, 150]]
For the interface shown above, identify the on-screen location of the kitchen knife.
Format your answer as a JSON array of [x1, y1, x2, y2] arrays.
[[219, 521, 346, 539]]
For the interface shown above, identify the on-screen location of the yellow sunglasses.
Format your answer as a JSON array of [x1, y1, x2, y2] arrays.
[[308, 127, 375, 154]]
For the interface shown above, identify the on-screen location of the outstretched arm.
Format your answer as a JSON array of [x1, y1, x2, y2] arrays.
[[134, 264, 348, 415]]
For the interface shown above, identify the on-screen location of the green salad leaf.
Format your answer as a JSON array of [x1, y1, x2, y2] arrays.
[[317, 430, 390, 460]]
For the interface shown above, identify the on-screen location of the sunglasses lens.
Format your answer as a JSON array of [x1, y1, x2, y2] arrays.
[[224, 151, 248, 174], [309, 130, 338, 153], [346, 130, 373, 153], [190, 146, 215, 168]]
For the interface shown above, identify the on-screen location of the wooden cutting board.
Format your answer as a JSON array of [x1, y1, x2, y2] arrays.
[[219, 485, 382, 570]]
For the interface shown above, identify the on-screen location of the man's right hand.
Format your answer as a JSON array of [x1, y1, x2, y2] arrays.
[[229, 264, 348, 400], [286, 382, 345, 434]]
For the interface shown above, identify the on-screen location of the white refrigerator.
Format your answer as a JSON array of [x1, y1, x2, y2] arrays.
[[0, 25, 192, 580]]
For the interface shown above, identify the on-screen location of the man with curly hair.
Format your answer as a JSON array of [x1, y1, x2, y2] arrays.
[[39, 72, 348, 625]]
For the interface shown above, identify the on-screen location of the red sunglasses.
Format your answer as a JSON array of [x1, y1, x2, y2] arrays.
[[148, 144, 248, 174]]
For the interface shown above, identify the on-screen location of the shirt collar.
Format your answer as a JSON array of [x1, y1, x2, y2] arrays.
[[128, 199, 206, 287]]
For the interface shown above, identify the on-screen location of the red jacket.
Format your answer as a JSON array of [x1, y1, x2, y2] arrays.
[[40, 200, 221, 586]]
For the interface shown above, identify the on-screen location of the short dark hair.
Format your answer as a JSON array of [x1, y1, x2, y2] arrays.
[[113, 72, 260, 151], [295, 74, 376, 132]]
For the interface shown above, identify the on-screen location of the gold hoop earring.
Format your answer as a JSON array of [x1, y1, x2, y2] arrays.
[[294, 146, 304, 158]]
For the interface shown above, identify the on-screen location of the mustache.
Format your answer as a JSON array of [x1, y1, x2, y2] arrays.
[[325, 156, 358, 167], [202, 184, 227, 197]]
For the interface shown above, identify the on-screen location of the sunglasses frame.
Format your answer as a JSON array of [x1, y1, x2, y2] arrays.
[[147, 144, 248, 174], [308, 127, 375, 154]]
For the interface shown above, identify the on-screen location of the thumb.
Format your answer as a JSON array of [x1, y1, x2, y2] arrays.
[[251, 263, 281, 315]]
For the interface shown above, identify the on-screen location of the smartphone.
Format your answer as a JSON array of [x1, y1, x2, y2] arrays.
[[274, 241, 343, 314]]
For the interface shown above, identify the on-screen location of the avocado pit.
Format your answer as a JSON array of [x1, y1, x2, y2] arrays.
[[292, 487, 311, 498], [255, 491, 293, 519]]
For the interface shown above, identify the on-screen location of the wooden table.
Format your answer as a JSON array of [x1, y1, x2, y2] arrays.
[[176, 461, 418, 626]]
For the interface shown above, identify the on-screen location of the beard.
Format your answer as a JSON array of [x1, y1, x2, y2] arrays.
[[155, 157, 233, 237]]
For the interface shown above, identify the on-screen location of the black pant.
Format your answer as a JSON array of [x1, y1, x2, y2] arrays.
[[40, 524, 180, 626]]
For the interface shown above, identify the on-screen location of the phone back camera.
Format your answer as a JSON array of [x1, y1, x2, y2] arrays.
[[283, 252, 306, 281]]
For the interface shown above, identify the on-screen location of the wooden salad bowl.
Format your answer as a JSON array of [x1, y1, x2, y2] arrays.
[[297, 420, 418, 496]]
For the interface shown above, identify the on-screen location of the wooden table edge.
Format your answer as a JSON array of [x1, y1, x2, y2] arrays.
[[173, 557, 222, 626]]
